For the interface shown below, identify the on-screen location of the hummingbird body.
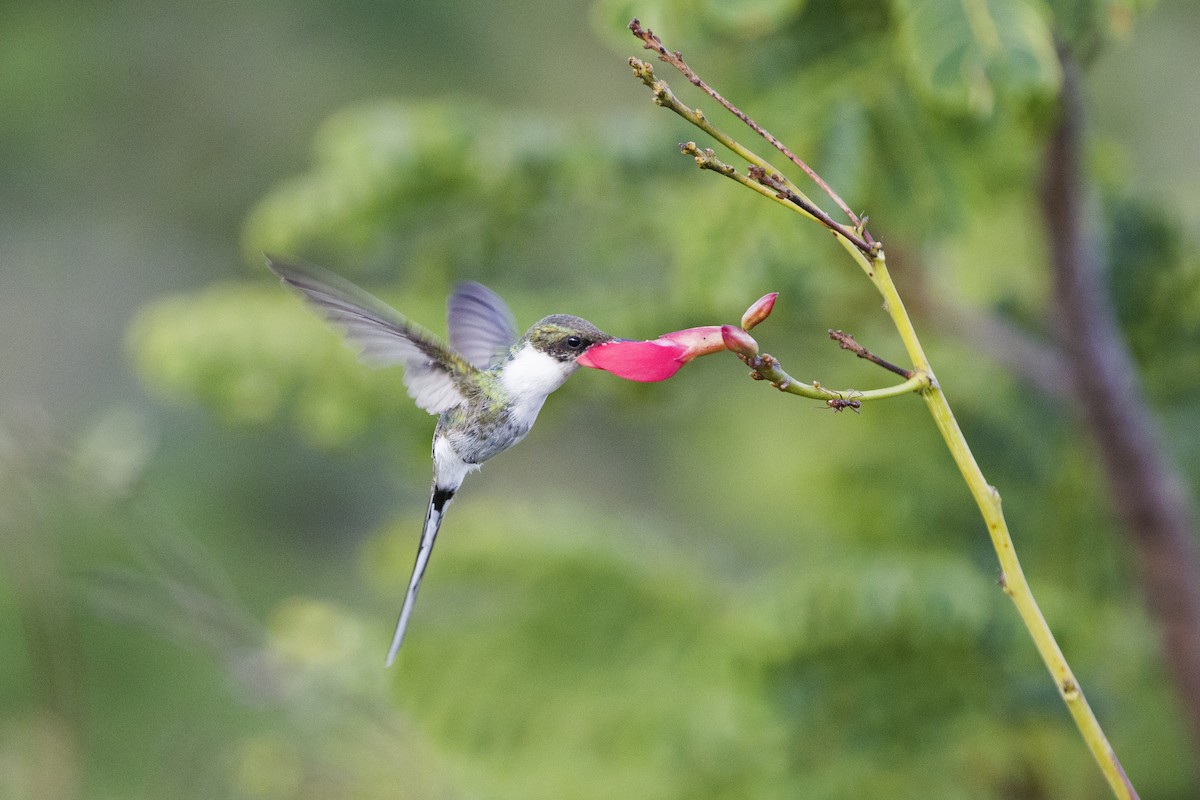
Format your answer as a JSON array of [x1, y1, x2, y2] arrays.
[[267, 258, 611, 665]]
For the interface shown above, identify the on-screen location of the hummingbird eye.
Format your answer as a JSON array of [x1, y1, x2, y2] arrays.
[[565, 335, 584, 349]]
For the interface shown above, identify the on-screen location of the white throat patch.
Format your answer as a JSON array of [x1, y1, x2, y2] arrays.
[[500, 345, 575, 429], [501, 345, 573, 398]]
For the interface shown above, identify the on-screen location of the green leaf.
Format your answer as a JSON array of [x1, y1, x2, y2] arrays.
[[699, 0, 808, 36], [892, 0, 1061, 115], [1046, 0, 1157, 46]]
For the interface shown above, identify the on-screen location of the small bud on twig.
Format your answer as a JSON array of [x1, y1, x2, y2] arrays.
[[740, 292, 778, 330]]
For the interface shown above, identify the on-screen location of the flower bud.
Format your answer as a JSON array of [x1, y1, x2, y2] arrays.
[[721, 324, 759, 358], [740, 292, 778, 331]]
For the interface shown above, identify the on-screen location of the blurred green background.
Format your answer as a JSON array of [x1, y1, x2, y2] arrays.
[[3, 0, 1199, 798]]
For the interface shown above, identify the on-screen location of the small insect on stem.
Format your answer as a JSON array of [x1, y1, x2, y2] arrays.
[[826, 392, 863, 414]]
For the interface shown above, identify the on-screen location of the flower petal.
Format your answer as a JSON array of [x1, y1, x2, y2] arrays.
[[657, 326, 726, 361], [577, 339, 689, 382]]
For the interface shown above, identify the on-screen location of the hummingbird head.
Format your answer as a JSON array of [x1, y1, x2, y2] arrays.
[[498, 315, 613, 407], [523, 315, 614, 363]]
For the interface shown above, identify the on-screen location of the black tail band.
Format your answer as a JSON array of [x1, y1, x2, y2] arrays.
[[431, 486, 456, 514]]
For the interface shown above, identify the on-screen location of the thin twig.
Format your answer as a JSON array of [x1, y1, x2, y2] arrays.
[[629, 18, 868, 242], [749, 167, 875, 255], [629, 54, 875, 256], [739, 351, 928, 403], [828, 330, 914, 378], [680, 141, 870, 252], [679, 143, 818, 218], [630, 59, 815, 213]]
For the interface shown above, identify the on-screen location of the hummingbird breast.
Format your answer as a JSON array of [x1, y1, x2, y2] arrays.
[[434, 344, 574, 470], [436, 394, 540, 467]]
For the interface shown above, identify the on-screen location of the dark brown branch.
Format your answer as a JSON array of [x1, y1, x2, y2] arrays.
[[1044, 42, 1200, 755]]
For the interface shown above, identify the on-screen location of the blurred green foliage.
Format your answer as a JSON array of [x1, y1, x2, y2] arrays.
[[4, 0, 1199, 798]]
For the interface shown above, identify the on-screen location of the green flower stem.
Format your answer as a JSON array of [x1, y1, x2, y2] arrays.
[[631, 31, 1139, 800], [740, 352, 929, 403], [869, 253, 1138, 800]]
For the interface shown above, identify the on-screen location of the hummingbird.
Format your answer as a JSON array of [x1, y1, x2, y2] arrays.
[[266, 257, 613, 666]]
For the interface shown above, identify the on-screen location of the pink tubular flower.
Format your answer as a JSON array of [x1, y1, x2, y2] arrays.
[[579, 292, 778, 382], [578, 326, 724, 382]]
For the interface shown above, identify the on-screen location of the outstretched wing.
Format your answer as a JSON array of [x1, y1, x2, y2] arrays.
[[447, 281, 519, 370], [267, 256, 479, 415]]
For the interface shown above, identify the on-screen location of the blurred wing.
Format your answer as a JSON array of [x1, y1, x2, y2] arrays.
[[447, 281, 519, 370], [267, 256, 478, 415]]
